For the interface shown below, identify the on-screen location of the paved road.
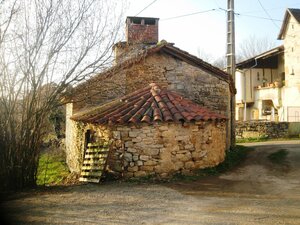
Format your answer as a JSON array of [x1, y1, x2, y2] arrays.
[[1, 140, 300, 224]]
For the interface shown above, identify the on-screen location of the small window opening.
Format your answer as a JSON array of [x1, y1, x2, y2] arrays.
[[131, 18, 142, 24], [144, 18, 156, 25]]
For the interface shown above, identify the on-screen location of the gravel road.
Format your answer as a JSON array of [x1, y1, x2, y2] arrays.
[[1, 140, 300, 225]]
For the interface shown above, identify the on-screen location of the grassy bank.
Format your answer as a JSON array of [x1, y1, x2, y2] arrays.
[[37, 151, 70, 186]]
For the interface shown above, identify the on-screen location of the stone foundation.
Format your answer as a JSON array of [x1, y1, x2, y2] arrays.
[[69, 121, 226, 178]]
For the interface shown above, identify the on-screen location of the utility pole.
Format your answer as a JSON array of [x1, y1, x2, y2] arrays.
[[226, 0, 236, 148]]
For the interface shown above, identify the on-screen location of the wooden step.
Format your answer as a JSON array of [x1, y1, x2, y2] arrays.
[[87, 143, 109, 148], [79, 177, 100, 183], [84, 154, 108, 159], [80, 171, 103, 176], [81, 165, 104, 170], [79, 142, 110, 183], [85, 149, 108, 154]]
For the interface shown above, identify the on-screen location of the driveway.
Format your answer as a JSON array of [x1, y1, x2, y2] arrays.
[[1, 140, 300, 225]]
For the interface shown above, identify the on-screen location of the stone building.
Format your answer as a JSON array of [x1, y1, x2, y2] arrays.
[[63, 16, 233, 181], [235, 8, 300, 122]]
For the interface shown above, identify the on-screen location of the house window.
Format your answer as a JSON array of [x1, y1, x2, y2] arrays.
[[257, 72, 260, 81]]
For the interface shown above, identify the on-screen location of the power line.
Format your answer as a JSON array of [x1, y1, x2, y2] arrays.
[[236, 13, 282, 22], [213, 0, 222, 9], [257, 0, 280, 28], [161, 9, 216, 21], [240, 3, 300, 14], [135, 0, 158, 17]]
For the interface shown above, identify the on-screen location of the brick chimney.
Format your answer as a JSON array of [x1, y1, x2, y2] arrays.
[[126, 16, 159, 44], [113, 16, 159, 63]]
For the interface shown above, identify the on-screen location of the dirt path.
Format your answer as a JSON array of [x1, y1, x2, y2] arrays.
[[1, 140, 300, 225]]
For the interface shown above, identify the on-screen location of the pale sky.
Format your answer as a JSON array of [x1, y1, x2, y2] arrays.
[[124, 0, 300, 61]]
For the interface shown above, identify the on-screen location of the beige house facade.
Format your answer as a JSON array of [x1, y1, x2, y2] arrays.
[[236, 8, 300, 122]]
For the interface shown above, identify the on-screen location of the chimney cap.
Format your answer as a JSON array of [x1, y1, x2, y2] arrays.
[[126, 16, 159, 25], [126, 16, 159, 20]]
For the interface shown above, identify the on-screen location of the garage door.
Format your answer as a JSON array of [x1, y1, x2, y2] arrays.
[[288, 107, 300, 122]]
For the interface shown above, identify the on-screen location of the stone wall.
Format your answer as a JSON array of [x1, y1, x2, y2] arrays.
[[72, 53, 230, 117], [236, 121, 289, 139], [70, 121, 226, 178], [125, 53, 230, 116], [65, 49, 231, 172]]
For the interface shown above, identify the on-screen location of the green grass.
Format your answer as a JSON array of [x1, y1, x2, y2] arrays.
[[236, 135, 269, 143], [236, 136, 300, 143], [268, 149, 289, 164], [37, 151, 70, 186]]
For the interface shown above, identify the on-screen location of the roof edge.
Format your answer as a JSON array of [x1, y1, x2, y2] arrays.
[[278, 8, 300, 40], [236, 45, 284, 69]]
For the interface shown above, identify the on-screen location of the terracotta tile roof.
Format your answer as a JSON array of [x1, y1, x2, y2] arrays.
[[71, 83, 226, 124], [64, 41, 234, 103]]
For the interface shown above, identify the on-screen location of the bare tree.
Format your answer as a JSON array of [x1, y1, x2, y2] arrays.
[[197, 47, 214, 63], [212, 56, 226, 70], [237, 35, 277, 62], [197, 47, 227, 69], [0, 0, 125, 190]]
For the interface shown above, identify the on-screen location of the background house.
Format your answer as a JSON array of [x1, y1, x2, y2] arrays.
[[235, 8, 300, 122], [63, 16, 232, 180]]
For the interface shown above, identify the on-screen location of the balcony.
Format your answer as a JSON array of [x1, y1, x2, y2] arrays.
[[254, 83, 282, 108]]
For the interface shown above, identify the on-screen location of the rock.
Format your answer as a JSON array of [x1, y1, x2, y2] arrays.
[[185, 161, 195, 169], [132, 137, 142, 142], [134, 171, 147, 177], [185, 144, 194, 150], [127, 147, 137, 153], [140, 165, 154, 171], [129, 131, 139, 138], [124, 152, 132, 162], [136, 160, 144, 166], [144, 160, 158, 166], [143, 148, 159, 156], [128, 166, 138, 172], [112, 131, 121, 139], [192, 151, 207, 160], [125, 141, 133, 148], [158, 126, 169, 131], [140, 155, 149, 161], [175, 135, 189, 141], [174, 161, 184, 170], [124, 172, 134, 178], [155, 161, 175, 173], [132, 155, 139, 161]]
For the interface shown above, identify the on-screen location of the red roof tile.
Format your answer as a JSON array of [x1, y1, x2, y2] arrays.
[[71, 83, 227, 124]]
